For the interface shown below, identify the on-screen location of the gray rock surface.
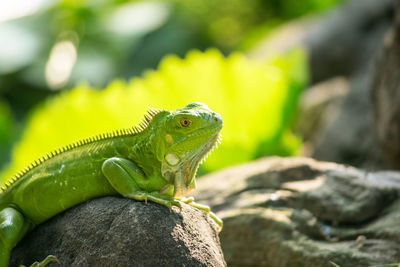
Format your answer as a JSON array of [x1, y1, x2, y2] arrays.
[[304, 0, 394, 169], [371, 2, 400, 169], [294, 77, 349, 155], [192, 157, 400, 267], [310, 69, 386, 169], [250, 0, 395, 170], [10, 197, 226, 267]]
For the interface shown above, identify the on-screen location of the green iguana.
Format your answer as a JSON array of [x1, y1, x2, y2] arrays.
[[0, 102, 223, 267]]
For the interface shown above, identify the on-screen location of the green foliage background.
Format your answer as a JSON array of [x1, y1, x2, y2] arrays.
[[1, 48, 307, 184], [171, 0, 342, 49], [0, 101, 15, 171]]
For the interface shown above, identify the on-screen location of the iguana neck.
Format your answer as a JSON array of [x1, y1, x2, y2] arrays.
[[127, 129, 162, 178]]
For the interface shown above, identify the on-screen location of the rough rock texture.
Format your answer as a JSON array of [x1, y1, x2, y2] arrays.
[[250, 0, 395, 169], [305, 0, 394, 169], [10, 197, 226, 267], [192, 157, 400, 267], [294, 77, 349, 156], [310, 69, 386, 169], [371, 2, 400, 169]]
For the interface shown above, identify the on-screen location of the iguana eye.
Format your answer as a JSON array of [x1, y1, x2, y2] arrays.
[[180, 119, 191, 127]]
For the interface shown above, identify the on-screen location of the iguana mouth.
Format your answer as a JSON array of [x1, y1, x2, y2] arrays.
[[187, 127, 219, 138]]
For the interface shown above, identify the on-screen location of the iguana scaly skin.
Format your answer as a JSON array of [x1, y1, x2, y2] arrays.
[[0, 102, 222, 267]]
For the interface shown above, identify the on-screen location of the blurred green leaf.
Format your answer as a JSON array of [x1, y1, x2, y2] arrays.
[[0, 100, 15, 170], [0, 101, 13, 143]]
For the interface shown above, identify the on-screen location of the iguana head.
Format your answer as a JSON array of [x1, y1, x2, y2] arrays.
[[157, 102, 222, 198]]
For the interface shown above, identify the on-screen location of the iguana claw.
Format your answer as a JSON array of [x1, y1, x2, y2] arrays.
[[209, 211, 223, 232], [178, 197, 222, 232], [130, 191, 183, 212], [180, 196, 194, 204], [179, 197, 210, 214], [168, 199, 183, 212], [27, 255, 59, 267]]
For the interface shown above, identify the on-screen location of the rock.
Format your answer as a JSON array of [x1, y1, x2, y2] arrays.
[[192, 157, 400, 267], [371, 2, 400, 169], [304, 0, 394, 169], [249, 0, 395, 170], [294, 77, 349, 156], [310, 71, 387, 170], [10, 197, 226, 267]]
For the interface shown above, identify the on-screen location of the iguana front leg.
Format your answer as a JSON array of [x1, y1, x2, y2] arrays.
[[101, 157, 182, 209], [102, 157, 222, 231]]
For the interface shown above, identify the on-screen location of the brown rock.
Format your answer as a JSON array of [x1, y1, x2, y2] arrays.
[[295, 77, 349, 156], [371, 2, 400, 169], [192, 157, 400, 267]]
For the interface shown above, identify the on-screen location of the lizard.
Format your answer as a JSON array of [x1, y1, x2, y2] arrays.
[[0, 102, 223, 267]]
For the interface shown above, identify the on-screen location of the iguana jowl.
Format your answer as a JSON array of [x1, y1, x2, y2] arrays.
[[0, 102, 223, 267]]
